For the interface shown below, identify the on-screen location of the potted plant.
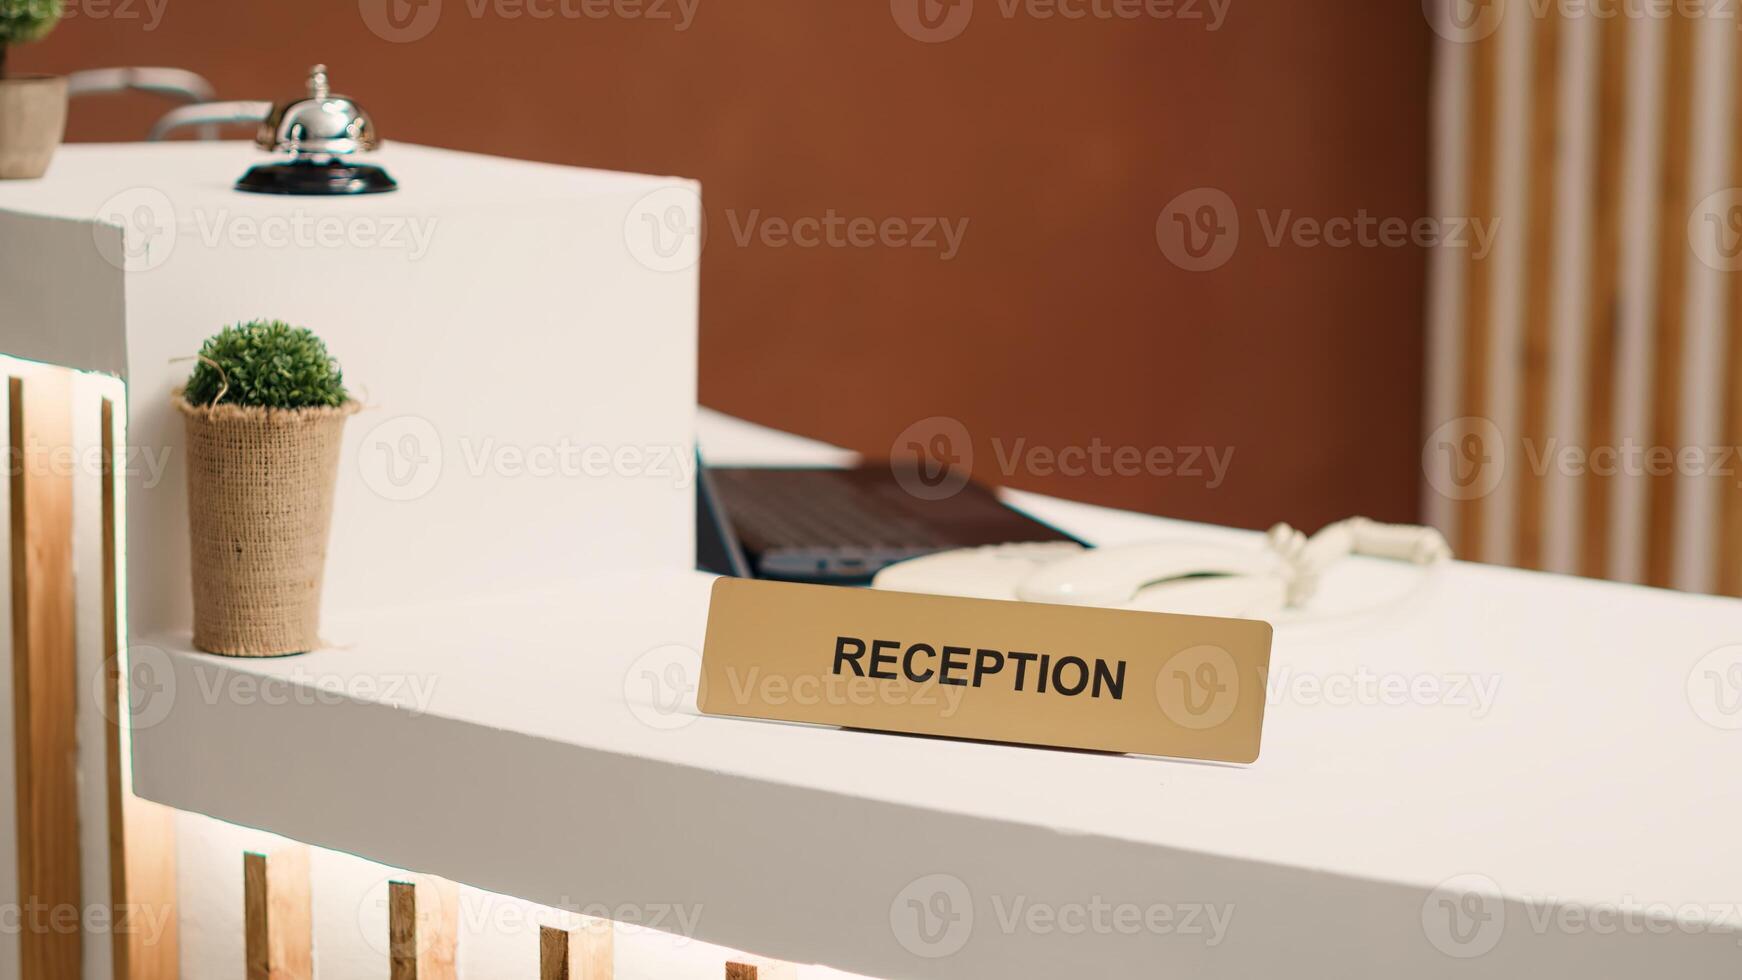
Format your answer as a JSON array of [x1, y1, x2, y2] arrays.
[[175, 320, 360, 657], [0, 0, 67, 180]]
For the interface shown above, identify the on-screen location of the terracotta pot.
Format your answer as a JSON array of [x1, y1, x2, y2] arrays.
[[0, 74, 68, 180]]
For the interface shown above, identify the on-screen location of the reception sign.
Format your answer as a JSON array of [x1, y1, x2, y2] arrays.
[[699, 578, 1273, 763]]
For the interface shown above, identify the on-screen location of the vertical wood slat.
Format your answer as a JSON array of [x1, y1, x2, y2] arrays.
[[1722, 26, 1742, 595], [1516, 6, 1565, 569], [244, 847, 313, 980], [1644, 10, 1700, 587], [1458, 15, 1503, 561], [389, 876, 459, 980], [724, 961, 796, 980], [9, 373, 83, 980], [539, 922, 613, 980], [1582, 12, 1631, 581], [101, 397, 180, 980]]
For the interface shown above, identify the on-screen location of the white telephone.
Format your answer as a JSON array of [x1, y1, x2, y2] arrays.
[[871, 517, 1451, 621]]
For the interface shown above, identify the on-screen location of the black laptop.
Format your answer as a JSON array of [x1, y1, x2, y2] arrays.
[[697, 462, 1080, 585]]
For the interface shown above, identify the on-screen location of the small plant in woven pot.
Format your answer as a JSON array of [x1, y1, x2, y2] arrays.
[[175, 320, 359, 656]]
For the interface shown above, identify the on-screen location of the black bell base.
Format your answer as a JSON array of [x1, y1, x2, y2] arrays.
[[235, 161, 399, 196]]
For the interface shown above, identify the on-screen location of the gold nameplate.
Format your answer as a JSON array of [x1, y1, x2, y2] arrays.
[[698, 578, 1273, 763]]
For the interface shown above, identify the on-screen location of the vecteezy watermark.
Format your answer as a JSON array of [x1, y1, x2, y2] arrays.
[[891, 416, 975, 501], [8, 438, 172, 489], [723, 660, 972, 716], [622, 641, 978, 733], [61, 0, 169, 29], [891, 0, 1230, 43], [356, 414, 697, 503], [623, 643, 705, 731], [90, 646, 177, 732], [191, 664, 441, 714], [357, 416, 443, 502], [890, 416, 1234, 501], [1425, 0, 1742, 45], [723, 210, 970, 261], [92, 645, 441, 731], [1520, 439, 1742, 487], [360, 0, 699, 42], [91, 187, 177, 272], [1690, 187, 1742, 272], [1155, 645, 1241, 730], [1422, 415, 1742, 502], [92, 187, 441, 272], [186, 209, 440, 260], [892, 874, 976, 958], [456, 898, 704, 944], [0, 901, 176, 946], [990, 437, 1233, 490], [1156, 186, 1498, 272], [889, 874, 1234, 958], [1267, 666, 1503, 719], [1422, 416, 1505, 502], [624, 184, 706, 273], [1253, 209, 1495, 258], [1423, 873, 1742, 957], [1421, 0, 1506, 43], [1688, 644, 1742, 730], [354, 880, 703, 959], [986, 895, 1233, 945], [1422, 874, 1507, 958], [1155, 187, 1240, 272]]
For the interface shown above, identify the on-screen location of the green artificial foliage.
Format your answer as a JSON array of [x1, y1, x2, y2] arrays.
[[0, 0, 60, 43], [183, 320, 350, 411], [0, 0, 63, 77]]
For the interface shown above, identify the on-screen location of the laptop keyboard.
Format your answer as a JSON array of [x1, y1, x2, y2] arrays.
[[716, 469, 956, 550]]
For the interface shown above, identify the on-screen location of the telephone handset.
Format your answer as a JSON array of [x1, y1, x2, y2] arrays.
[[871, 517, 1451, 621]]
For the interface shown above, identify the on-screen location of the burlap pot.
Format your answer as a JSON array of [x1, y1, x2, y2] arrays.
[[174, 395, 360, 656], [0, 75, 69, 181]]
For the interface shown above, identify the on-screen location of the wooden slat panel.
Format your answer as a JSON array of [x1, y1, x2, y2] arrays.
[[389, 876, 458, 980], [1582, 12, 1631, 580], [1516, 6, 1565, 569], [540, 927, 571, 980], [1644, 10, 1699, 587], [101, 397, 179, 980], [540, 922, 612, 980], [1720, 28, 1742, 595], [724, 960, 795, 980], [9, 373, 83, 980], [1458, 15, 1503, 561], [244, 847, 312, 980], [1444, 6, 1726, 585]]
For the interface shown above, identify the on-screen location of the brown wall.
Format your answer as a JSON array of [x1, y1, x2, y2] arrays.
[[22, 0, 1432, 532]]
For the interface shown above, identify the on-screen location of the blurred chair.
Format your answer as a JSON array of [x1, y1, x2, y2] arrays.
[[145, 100, 271, 142], [65, 67, 254, 141]]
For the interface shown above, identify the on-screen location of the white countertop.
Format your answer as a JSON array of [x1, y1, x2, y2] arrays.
[[0, 141, 687, 226], [0, 141, 702, 637], [128, 410, 1742, 979]]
